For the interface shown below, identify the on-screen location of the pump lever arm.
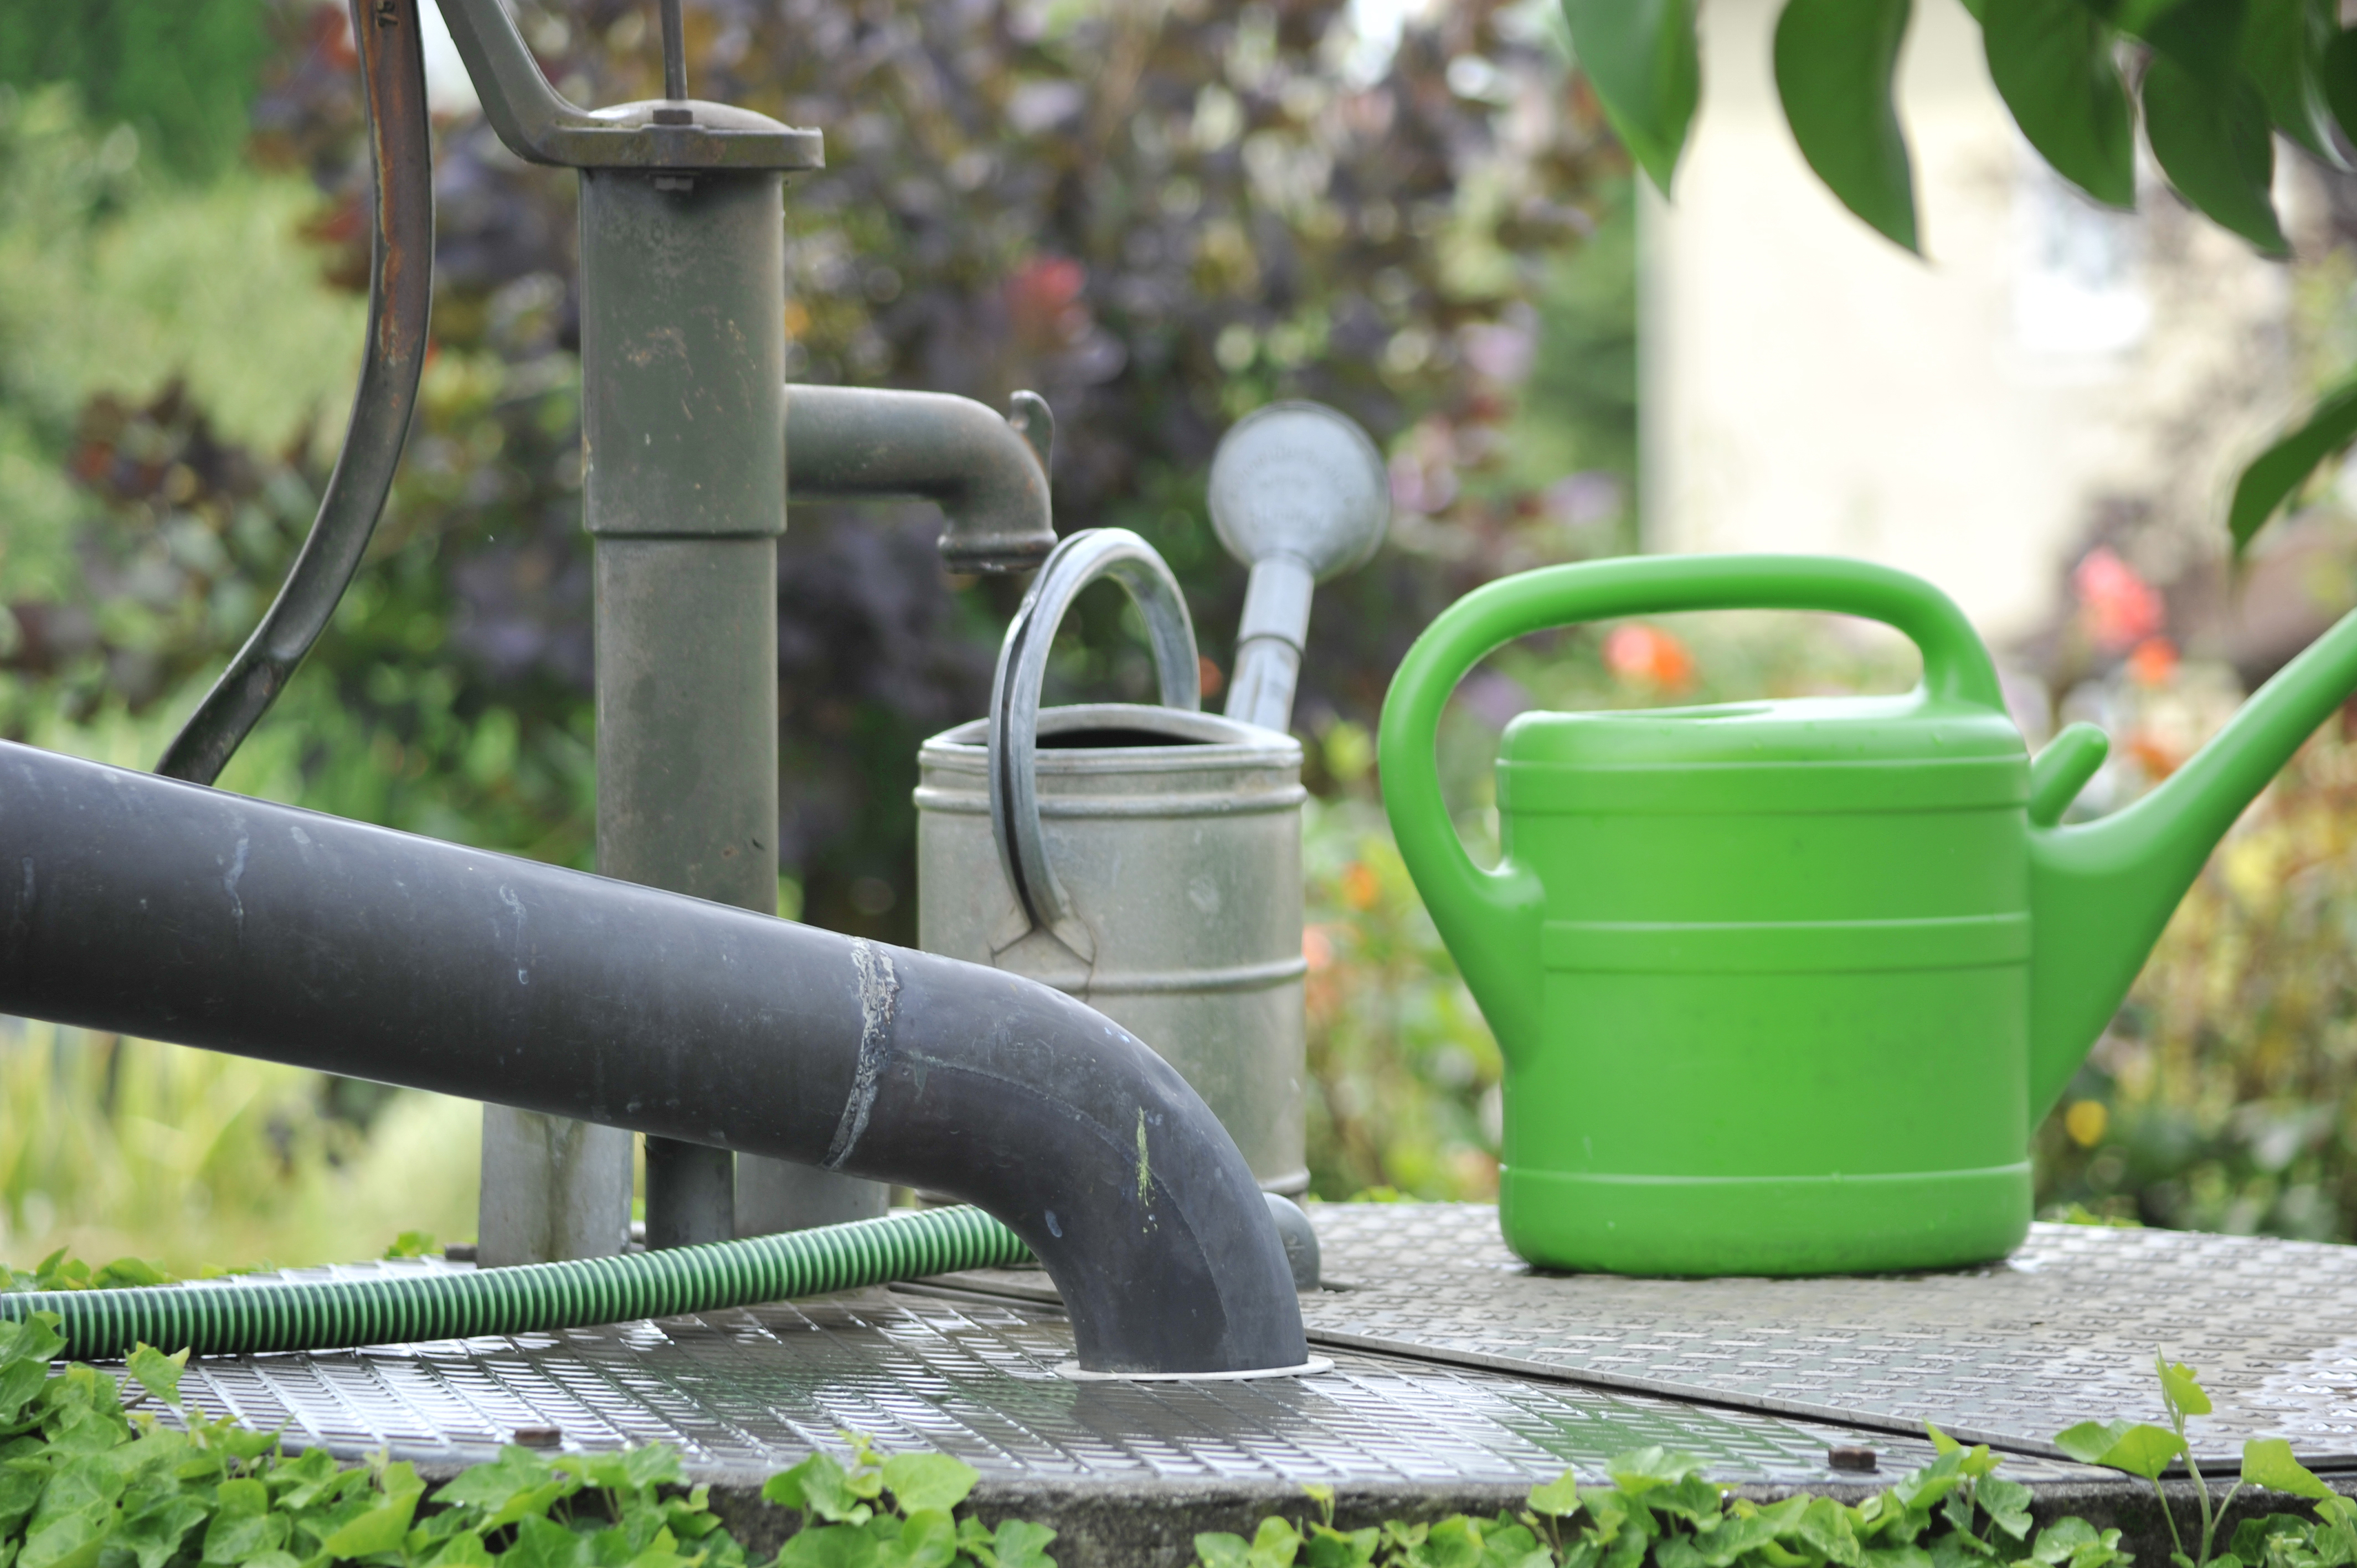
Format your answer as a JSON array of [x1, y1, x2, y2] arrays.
[[158, 0, 433, 786], [435, 0, 818, 170]]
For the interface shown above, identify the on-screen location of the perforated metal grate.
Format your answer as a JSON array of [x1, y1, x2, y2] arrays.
[[1273, 1206, 2357, 1466], [145, 1272, 2077, 1488]]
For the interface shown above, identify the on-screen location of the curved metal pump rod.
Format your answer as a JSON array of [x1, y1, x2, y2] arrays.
[[156, 0, 434, 787], [0, 740, 1308, 1375]]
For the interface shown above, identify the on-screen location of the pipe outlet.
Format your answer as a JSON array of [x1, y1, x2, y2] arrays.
[[785, 385, 1058, 573]]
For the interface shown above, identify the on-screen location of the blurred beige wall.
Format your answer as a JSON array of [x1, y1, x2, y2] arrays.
[[1643, 0, 2298, 642]]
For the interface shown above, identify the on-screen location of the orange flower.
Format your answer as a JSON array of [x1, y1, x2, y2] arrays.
[[1603, 623, 1695, 693], [2127, 637, 2178, 688], [2073, 548, 2163, 653], [1340, 862, 1381, 911]]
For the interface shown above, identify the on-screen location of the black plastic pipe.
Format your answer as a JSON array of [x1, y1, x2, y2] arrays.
[[157, 0, 434, 787], [0, 741, 1306, 1375]]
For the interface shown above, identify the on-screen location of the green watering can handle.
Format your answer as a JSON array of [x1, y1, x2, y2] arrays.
[[1376, 554, 2004, 1056]]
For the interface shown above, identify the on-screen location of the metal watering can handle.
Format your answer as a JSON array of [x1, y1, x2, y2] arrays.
[[989, 529, 1202, 956], [1375, 554, 2005, 1059]]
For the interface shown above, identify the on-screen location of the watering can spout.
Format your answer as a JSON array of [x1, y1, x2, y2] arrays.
[[2027, 606, 2357, 1122]]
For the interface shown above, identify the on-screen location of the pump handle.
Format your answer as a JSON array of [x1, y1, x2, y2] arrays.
[[157, 0, 434, 786]]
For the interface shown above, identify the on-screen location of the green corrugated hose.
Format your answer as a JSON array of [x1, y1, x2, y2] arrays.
[[0, 1205, 1030, 1362]]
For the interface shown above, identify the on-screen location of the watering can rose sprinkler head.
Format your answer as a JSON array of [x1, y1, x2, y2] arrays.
[[1209, 402, 1391, 734], [1375, 551, 2357, 1278]]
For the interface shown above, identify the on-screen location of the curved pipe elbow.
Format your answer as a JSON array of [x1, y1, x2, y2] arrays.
[[785, 385, 1058, 573], [0, 741, 1303, 1375]]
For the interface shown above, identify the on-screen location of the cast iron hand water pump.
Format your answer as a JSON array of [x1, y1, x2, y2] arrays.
[[0, 0, 1309, 1377]]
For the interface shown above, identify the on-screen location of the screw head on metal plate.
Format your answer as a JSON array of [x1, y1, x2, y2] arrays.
[[1208, 402, 1390, 581]]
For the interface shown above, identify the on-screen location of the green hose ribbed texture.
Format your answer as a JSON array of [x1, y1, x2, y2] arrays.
[[0, 1205, 1030, 1362]]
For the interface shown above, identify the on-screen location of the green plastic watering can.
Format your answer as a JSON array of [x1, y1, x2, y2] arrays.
[[1379, 554, 2357, 1276]]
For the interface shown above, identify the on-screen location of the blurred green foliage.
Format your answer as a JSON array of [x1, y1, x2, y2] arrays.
[[2037, 714, 2357, 1239], [0, 1, 272, 180]]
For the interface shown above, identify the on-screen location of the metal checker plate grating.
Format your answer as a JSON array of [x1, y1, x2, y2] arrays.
[[141, 1277, 2086, 1488], [1277, 1205, 2357, 1467]]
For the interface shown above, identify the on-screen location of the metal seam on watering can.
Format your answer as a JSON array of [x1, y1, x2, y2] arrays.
[[1380, 551, 2357, 1277]]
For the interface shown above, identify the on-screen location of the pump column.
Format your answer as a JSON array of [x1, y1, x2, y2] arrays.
[[476, 163, 875, 1263]]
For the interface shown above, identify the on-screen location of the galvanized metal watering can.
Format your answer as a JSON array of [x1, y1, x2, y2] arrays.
[[1380, 553, 2357, 1276], [917, 529, 1313, 1192]]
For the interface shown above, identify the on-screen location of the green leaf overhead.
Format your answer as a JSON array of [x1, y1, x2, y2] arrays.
[[1772, 0, 1922, 252], [2142, 53, 2290, 255], [1561, 0, 1702, 195], [1983, 0, 2136, 207], [2323, 29, 2357, 145], [2137, 0, 2250, 79], [2240, 0, 2349, 167], [2226, 375, 2357, 550]]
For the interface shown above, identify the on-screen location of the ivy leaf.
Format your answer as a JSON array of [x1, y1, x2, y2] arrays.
[[123, 1347, 186, 1410], [879, 1453, 978, 1515], [1560, 0, 1701, 196], [1979, 1477, 2035, 1541], [1196, 1531, 1253, 1568], [421, 1531, 497, 1567], [0, 1316, 65, 1375], [2102, 1424, 2188, 1479], [1606, 1447, 1702, 1497], [1795, 1496, 1861, 1566], [991, 1518, 1059, 1568], [1305, 1521, 1380, 1568], [886, 1508, 962, 1568], [766, 1453, 872, 1525], [2031, 1518, 2106, 1566], [2242, 1438, 2334, 1499], [1773, 0, 1921, 252], [2053, 1421, 2132, 1466], [200, 1477, 289, 1565], [317, 1487, 423, 1561], [2239, 0, 2348, 167], [1529, 1472, 1583, 1518], [440, 1447, 580, 1532], [113, 1492, 209, 1568], [1983, 0, 2136, 207], [2141, 54, 2291, 254], [2157, 1357, 2212, 1419], [503, 1514, 597, 1568], [2227, 375, 2357, 550]]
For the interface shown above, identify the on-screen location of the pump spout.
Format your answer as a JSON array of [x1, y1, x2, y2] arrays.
[[785, 385, 1057, 573], [2027, 607, 2357, 1121]]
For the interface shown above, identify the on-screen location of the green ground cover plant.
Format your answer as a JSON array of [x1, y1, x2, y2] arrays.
[[1190, 1357, 2357, 1568], [0, 1295, 2353, 1568]]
